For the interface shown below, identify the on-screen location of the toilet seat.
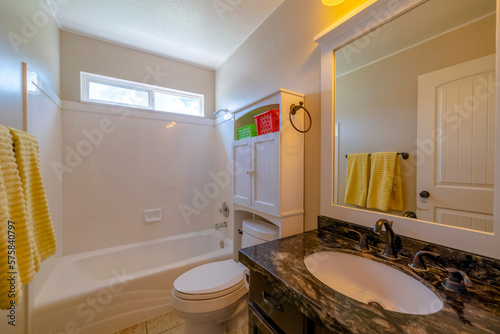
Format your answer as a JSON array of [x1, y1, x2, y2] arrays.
[[174, 280, 245, 300], [171, 260, 249, 314], [171, 283, 248, 314], [173, 260, 246, 297]]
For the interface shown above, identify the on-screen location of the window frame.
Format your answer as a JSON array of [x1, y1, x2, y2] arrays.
[[80, 72, 204, 117]]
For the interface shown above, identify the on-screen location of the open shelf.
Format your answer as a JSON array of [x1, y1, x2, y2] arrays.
[[233, 104, 280, 141]]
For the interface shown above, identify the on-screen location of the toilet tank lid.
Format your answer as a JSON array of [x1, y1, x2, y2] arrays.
[[173, 260, 246, 294], [242, 218, 279, 241]]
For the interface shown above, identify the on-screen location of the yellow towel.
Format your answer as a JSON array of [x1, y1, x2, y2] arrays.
[[0, 126, 56, 309], [344, 153, 370, 207], [366, 152, 404, 212], [9, 128, 56, 264], [0, 126, 26, 308]]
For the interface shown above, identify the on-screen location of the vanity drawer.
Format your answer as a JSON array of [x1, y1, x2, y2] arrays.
[[249, 271, 305, 334], [249, 302, 281, 334]]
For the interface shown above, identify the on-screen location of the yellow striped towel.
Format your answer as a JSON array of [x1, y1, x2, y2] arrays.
[[344, 153, 370, 207], [366, 152, 404, 212], [0, 126, 26, 309], [9, 127, 56, 265]]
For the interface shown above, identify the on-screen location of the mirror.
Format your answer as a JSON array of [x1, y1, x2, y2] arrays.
[[334, 0, 496, 232]]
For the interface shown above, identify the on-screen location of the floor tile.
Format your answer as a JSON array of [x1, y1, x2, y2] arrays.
[[112, 322, 147, 334], [146, 311, 184, 334], [162, 324, 184, 334]]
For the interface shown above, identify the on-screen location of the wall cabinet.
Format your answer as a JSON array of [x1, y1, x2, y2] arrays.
[[231, 89, 305, 238], [232, 132, 280, 215]]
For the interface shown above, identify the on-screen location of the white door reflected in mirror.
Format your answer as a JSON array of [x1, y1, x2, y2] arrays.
[[417, 55, 495, 231]]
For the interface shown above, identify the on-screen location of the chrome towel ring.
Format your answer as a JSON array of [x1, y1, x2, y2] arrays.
[[289, 101, 312, 133]]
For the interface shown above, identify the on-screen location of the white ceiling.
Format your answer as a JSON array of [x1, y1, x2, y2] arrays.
[[51, 0, 284, 69]]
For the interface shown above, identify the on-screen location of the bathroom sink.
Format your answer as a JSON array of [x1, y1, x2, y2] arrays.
[[304, 252, 443, 315]]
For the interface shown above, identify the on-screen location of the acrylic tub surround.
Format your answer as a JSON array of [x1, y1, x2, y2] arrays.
[[239, 216, 500, 333], [33, 229, 232, 334], [61, 108, 218, 256]]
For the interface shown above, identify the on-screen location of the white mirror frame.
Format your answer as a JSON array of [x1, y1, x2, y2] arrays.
[[317, 0, 500, 259]]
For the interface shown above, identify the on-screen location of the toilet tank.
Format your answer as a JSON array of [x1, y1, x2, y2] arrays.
[[241, 218, 279, 248]]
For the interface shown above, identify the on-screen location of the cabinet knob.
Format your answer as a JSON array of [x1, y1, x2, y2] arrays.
[[246, 170, 251, 174]]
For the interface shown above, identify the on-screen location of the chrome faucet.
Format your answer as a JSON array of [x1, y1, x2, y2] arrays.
[[215, 222, 227, 230], [373, 219, 397, 259], [409, 251, 440, 270]]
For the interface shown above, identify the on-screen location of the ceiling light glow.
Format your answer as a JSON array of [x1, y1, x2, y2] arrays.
[[322, 0, 345, 5]]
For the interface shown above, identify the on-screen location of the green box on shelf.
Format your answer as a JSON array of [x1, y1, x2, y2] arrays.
[[237, 124, 257, 140]]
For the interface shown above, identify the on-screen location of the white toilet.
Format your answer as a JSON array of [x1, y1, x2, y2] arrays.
[[171, 218, 279, 334]]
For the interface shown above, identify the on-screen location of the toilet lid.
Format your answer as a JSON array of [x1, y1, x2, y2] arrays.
[[173, 260, 246, 295], [242, 218, 279, 241]]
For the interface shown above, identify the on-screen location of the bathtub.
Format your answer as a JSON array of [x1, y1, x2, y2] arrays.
[[33, 229, 233, 334]]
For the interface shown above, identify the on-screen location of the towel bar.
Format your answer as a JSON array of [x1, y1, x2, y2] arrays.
[[345, 152, 409, 160]]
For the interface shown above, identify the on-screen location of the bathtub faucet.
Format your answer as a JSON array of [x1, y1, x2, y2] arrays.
[[215, 222, 227, 230]]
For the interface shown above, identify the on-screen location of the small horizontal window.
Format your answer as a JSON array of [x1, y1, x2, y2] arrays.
[[89, 82, 150, 108], [81, 72, 204, 117], [154, 91, 201, 116]]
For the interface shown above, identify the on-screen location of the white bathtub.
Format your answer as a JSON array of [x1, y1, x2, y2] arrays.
[[33, 229, 233, 334]]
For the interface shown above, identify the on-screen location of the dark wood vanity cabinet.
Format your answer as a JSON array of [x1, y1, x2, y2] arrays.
[[249, 302, 282, 334], [248, 270, 304, 333], [248, 271, 333, 334]]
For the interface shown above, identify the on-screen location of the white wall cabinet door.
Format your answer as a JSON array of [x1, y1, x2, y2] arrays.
[[231, 133, 280, 215], [251, 132, 280, 216], [232, 138, 252, 207]]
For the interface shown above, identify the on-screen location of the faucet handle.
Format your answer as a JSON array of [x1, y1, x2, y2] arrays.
[[215, 222, 227, 230], [409, 251, 440, 271], [347, 229, 369, 252], [443, 268, 474, 293]]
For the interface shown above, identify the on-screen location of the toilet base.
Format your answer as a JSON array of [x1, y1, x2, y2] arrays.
[[174, 295, 248, 334], [184, 321, 224, 334]]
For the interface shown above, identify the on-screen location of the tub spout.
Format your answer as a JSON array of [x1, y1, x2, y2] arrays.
[[215, 222, 227, 230]]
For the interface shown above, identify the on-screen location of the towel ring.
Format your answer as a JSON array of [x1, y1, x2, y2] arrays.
[[289, 101, 312, 133]]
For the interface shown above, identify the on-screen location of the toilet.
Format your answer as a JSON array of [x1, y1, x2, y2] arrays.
[[171, 218, 279, 334]]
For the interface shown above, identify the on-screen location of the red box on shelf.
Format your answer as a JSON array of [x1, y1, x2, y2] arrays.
[[254, 109, 280, 135]]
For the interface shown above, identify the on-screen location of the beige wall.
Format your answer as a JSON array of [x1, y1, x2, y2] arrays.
[[0, 0, 60, 130], [215, 0, 373, 231], [60, 31, 216, 118], [336, 16, 496, 215], [0, 1, 61, 333]]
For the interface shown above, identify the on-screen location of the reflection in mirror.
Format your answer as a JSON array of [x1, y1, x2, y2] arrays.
[[334, 0, 496, 232]]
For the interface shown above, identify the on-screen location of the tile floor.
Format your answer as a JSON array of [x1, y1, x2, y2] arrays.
[[112, 310, 184, 334]]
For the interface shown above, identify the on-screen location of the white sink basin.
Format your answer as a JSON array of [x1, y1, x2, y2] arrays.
[[304, 252, 443, 315]]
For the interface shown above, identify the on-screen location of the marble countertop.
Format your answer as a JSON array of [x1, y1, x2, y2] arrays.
[[239, 227, 500, 333]]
